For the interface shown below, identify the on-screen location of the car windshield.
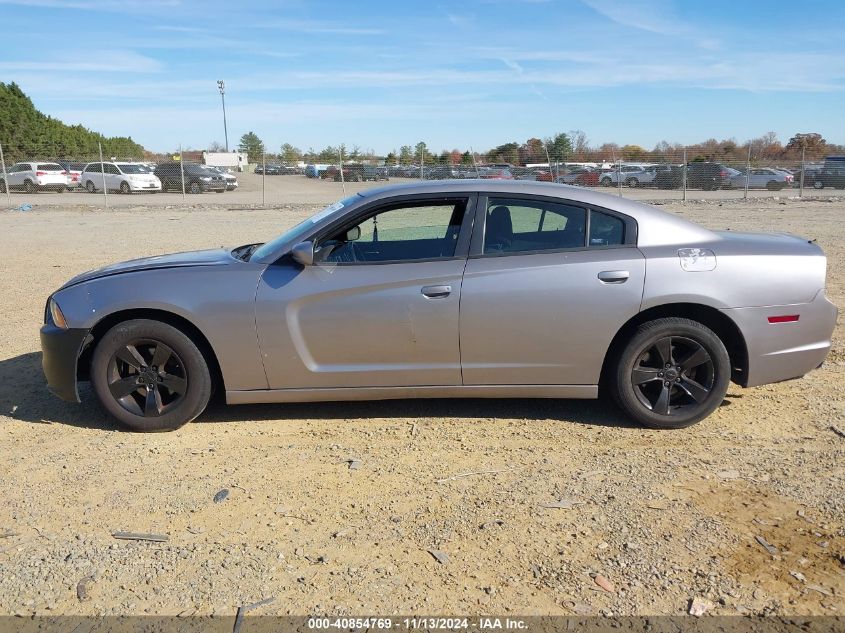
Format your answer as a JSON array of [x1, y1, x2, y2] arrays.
[[118, 164, 151, 174], [249, 195, 361, 262]]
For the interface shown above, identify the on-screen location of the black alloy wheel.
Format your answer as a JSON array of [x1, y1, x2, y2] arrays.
[[612, 318, 730, 429]]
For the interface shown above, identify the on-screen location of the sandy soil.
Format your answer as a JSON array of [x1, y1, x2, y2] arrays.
[[0, 192, 842, 617]]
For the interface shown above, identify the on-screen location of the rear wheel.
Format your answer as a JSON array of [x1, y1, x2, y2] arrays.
[[24, 179, 35, 194], [813, 180, 824, 189], [189, 181, 201, 194], [600, 177, 612, 187], [90, 319, 212, 432], [85, 180, 96, 193], [626, 177, 639, 188], [611, 318, 730, 429], [0, 179, 5, 193]]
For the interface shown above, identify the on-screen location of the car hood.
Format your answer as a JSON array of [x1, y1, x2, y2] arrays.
[[61, 248, 235, 289]]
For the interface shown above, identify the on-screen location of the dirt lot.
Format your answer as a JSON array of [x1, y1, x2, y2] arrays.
[[0, 190, 843, 617]]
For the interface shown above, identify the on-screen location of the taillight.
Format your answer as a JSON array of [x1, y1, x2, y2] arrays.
[[720, 170, 727, 177], [62, 170, 68, 175], [36, 171, 46, 176]]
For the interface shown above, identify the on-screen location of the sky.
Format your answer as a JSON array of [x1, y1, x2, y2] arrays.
[[1, 0, 844, 154]]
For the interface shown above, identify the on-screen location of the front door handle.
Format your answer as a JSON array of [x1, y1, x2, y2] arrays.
[[597, 270, 629, 284], [421, 284, 452, 298]]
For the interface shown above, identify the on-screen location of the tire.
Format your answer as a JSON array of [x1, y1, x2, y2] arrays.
[[24, 179, 35, 194], [85, 180, 96, 193], [0, 179, 5, 193], [189, 181, 201, 194], [813, 180, 824, 189], [215, 189, 225, 193], [611, 318, 730, 429], [90, 319, 212, 432], [626, 178, 639, 188], [600, 177, 612, 187], [120, 181, 131, 194]]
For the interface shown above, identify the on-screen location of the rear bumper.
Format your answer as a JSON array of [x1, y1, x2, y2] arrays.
[[722, 290, 838, 387], [39, 325, 90, 403]]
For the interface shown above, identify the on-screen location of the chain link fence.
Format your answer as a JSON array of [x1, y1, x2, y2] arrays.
[[1, 138, 842, 209]]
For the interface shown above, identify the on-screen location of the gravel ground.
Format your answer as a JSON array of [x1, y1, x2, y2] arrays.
[[0, 192, 842, 617]]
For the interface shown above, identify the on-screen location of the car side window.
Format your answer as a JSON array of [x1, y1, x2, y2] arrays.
[[87, 163, 101, 173], [589, 210, 626, 247], [320, 200, 467, 264], [483, 197, 586, 255], [105, 164, 120, 175]]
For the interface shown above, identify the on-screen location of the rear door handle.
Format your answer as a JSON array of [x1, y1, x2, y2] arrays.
[[421, 284, 452, 298], [597, 270, 629, 284]]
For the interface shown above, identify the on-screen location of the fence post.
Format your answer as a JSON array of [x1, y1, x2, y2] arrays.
[[471, 146, 480, 177], [0, 141, 11, 209], [682, 147, 687, 203], [262, 151, 266, 206], [744, 144, 751, 200], [617, 158, 622, 197], [98, 142, 109, 209], [799, 146, 805, 198], [543, 143, 553, 182], [179, 145, 186, 201], [338, 147, 346, 196], [419, 146, 424, 181]]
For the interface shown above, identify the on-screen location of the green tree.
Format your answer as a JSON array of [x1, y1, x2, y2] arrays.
[[488, 141, 520, 165], [280, 143, 302, 164], [238, 131, 265, 162], [545, 132, 572, 163], [414, 141, 431, 163], [398, 145, 413, 165], [384, 151, 397, 165]]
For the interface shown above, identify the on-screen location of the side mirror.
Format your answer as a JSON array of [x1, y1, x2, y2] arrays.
[[290, 241, 316, 266], [346, 225, 361, 242]]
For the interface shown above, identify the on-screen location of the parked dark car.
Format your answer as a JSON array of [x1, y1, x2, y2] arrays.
[[153, 162, 227, 194], [255, 164, 282, 175], [812, 167, 845, 189], [686, 162, 732, 190]]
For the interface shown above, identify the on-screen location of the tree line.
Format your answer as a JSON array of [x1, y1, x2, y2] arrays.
[[237, 129, 843, 167], [0, 82, 145, 163]]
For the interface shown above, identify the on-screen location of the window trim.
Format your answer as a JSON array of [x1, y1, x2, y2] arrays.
[[276, 193, 478, 267], [469, 193, 638, 259]]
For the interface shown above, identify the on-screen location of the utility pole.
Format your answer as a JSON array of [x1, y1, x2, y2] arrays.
[[217, 80, 229, 152]]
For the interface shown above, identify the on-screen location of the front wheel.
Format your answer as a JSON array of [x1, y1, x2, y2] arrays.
[[600, 177, 612, 187], [611, 318, 730, 429], [626, 178, 639, 188], [120, 181, 131, 194], [90, 319, 212, 431], [813, 180, 824, 189], [0, 179, 5, 193], [189, 181, 202, 194]]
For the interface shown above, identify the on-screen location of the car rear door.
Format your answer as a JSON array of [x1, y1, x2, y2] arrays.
[[255, 195, 476, 390], [460, 193, 645, 386]]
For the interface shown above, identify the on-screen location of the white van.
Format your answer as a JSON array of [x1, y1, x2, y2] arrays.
[[80, 162, 162, 193]]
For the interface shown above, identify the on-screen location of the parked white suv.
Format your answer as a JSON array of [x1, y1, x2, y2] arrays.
[[80, 162, 162, 193], [1, 162, 69, 193]]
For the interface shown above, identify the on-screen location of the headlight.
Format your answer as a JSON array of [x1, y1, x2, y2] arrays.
[[49, 298, 68, 329], [201, 176, 212, 181]]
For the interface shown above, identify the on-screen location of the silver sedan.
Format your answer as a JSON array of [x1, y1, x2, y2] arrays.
[[41, 181, 837, 431], [729, 167, 794, 190]]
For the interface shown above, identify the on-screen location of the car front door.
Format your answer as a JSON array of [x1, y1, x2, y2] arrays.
[[460, 194, 645, 386], [255, 195, 476, 390]]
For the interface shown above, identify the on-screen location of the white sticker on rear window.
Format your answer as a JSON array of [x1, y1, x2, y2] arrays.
[[310, 200, 344, 223], [678, 248, 716, 271]]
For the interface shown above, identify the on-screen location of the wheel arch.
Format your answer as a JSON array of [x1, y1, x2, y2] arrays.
[[600, 302, 749, 389], [78, 308, 225, 394]]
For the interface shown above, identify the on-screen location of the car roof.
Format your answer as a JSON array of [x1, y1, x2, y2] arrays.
[[356, 180, 715, 247]]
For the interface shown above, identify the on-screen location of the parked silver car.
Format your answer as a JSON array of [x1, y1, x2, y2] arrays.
[[40, 181, 836, 432], [729, 167, 794, 191]]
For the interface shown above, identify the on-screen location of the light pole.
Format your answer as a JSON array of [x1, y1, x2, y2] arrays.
[[217, 80, 229, 152]]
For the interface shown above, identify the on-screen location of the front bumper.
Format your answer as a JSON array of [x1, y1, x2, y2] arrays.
[[40, 324, 90, 403], [722, 289, 838, 387], [129, 182, 162, 192]]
